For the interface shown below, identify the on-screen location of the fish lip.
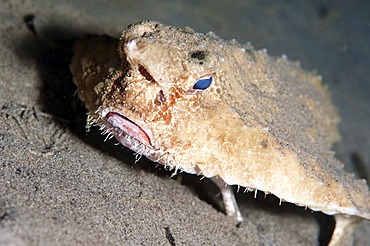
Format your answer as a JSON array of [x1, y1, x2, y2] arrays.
[[100, 108, 153, 147]]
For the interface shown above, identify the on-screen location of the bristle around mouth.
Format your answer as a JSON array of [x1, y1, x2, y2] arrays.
[[104, 111, 152, 146], [86, 109, 163, 164]]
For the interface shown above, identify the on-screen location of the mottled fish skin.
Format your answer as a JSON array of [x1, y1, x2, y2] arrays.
[[70, 20, 370, 242]]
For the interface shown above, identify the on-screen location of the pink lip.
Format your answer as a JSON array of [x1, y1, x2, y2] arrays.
[[105, 112, 151, 146]]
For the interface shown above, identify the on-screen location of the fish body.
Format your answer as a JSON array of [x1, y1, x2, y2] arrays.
[[70, 21, 370, 244]]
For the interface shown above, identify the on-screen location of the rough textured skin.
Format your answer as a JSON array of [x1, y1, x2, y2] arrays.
[[70, 20, 370, 233]]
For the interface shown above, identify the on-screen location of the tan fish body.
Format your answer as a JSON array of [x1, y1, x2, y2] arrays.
[[70, 21, 370, 245]]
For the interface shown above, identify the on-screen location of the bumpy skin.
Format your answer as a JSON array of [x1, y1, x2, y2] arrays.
[[70, 21, 370, 223]]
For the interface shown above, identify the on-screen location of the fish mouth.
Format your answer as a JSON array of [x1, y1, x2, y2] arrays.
[[102, 110, 152, 147]]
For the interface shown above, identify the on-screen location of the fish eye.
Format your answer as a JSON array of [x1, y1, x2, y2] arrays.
[[188, 75, 213, 94], [193, 75, 212, 90]]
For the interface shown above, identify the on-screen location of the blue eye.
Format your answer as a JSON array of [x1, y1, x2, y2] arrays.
[[192, 75, 212, 90]]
